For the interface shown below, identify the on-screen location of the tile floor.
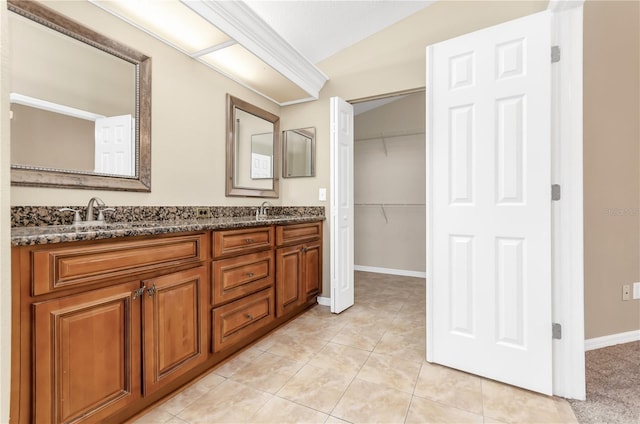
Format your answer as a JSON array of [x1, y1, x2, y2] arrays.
[[134, 272, 578, 424]]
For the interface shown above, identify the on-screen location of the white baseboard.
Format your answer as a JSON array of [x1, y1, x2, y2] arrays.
[[354, 265, 426, 278], [585, 329, 640, 351], [317, 296, 330, 307]]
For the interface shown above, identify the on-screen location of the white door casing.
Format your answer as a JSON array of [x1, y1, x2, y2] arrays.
[[427, 11, 553, 394], [95, 114, 134, 176], [330, 97, 355, 314], [548, 0, 585, 400]]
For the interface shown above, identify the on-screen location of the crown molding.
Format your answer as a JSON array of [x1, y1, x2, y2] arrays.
[[182, 0, 328, 99]]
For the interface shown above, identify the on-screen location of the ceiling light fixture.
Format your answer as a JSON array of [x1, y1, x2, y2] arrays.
[[90, 0, 328, 104]]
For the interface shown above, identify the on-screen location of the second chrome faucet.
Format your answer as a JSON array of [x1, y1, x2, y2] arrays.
[[256, 201, 272, 219], [59, 196, 115, 224]]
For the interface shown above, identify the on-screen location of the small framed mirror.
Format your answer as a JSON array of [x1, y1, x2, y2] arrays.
[[283, 127, 315, 178], [226, 94, 279, 198]]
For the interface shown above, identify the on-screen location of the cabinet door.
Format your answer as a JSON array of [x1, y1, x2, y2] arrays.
[[275, 245, 303, 317], [142, 267, 208, 395], [33, 281, 142, 424], [302, 241, 322, 299]]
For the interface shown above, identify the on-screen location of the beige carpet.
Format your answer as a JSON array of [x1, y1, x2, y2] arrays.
[[569, 341, 640, 423]]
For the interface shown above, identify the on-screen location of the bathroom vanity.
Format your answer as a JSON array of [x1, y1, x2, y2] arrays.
[[10, 215, 323, 424]]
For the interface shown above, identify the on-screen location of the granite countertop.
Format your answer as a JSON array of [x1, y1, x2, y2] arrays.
[[11, 215, 325, 246]]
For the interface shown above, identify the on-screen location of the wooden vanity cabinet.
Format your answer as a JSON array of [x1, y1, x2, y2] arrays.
[[275, 222, 323, 317], [12, 232, 209, 424], [12, 221, 323, 424]]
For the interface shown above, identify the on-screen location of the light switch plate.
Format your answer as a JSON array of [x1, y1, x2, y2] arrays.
[[633, 282, 640, 300], [319, 188, 327, 201]]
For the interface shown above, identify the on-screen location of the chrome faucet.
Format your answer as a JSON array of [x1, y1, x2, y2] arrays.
[[86, 197, 105, 221], [58, 196, 113, 224], [256, 201, 272, 219]]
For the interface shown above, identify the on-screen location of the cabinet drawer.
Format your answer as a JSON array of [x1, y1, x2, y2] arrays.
[[211, 288, 275, 353], [213, 226, 274, 258], [212, 250, 274, 306], [32, 233, 207, 296], [276, 221, 322, 246]]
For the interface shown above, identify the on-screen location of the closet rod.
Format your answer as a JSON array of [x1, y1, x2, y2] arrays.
[[355, 129, 424, 142], [354, 203, 425, 207]]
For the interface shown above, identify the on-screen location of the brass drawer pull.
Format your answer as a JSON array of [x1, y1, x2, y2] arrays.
[[245, 238, 254, 243], [246, 313, 254, 320], [246, 272, 254, 277]]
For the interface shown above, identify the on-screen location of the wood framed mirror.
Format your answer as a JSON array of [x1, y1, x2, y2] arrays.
[[8, 0, 152, 191], [226, 94, 279, 198]]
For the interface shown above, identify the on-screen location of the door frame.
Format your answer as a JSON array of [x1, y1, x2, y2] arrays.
[[547, 0, 585, 400]]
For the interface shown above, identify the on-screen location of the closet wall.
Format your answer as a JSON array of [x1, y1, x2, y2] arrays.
[[354, 91, 426, 274]]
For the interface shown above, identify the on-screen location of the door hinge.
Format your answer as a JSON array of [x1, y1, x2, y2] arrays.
[[551, 45, 561, 63], [552, 323, 562, 339], [551, 184, 561, 201]]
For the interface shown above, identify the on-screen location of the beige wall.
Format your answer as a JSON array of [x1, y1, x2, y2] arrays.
[[354, 92, 426, 272], [583, 0, 640, 339]]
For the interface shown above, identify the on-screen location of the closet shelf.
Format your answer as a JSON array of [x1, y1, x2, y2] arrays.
[[355, 129, 424, 156], [354, 129, 424, 142], [355, 203, 425, 224]]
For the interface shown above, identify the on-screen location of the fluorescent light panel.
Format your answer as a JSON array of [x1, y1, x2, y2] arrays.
[[200, 44, 310, 103], [92, 0, 326, 103], [94, 0, 230, 53]]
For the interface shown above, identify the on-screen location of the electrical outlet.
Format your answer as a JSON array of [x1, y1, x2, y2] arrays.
[[622, 284, 631, 301], [196, 207, 211, 219], [633, 282, 640, 300]]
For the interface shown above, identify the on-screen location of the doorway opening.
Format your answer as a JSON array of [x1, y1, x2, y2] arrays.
[[352, 90, 427, 282]]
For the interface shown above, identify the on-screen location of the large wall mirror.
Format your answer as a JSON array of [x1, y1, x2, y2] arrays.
[[8, 0, 151, 191], [283, 127, 315, 178], [226, 94, 279, 198]]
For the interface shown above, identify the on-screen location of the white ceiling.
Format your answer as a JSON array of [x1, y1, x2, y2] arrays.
[[243, 0, 435, 64]]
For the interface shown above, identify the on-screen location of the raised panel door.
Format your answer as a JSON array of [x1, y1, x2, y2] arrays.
[[427, 11, 552, 394], [33, 281, 141, 424], [302, 241, 321, 299], [275, 245, 303, 317], [330, 97, 355, 313], [142, 267, 208, 395]]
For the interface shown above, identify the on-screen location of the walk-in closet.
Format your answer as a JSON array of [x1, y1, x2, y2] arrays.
[[353, 91, 426, 277]]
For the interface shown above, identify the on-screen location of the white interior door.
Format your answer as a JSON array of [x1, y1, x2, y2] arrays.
[[330, 97, 355, 314], [95, 114, 134, 176], [426, 11, 553, 394]]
